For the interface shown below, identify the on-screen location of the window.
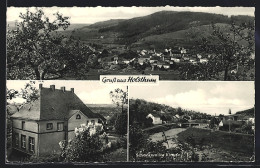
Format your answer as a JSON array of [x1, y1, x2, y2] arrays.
[[21, 135, 26, 149], [29, 137, 35, 152], [76, 114, 81, 119], [46, 123, 53, 130], [86, 120, 89, 125], [57, 122, 64, 131], [14, 133, 19, 146], [22, 121, 25, 130]]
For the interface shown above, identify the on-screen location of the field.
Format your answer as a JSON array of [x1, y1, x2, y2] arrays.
[[177, 128, 254, 161], [87, 104, 126, 120]]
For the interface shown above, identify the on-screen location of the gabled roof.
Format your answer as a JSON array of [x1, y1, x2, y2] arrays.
[[148, 113, 161, 118], [11, 86, 99, 120]]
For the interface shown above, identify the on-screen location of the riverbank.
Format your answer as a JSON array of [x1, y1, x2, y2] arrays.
[[149, 128, 186, 149]]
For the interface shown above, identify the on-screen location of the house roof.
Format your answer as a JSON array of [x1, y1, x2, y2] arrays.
[[149, 113, 161, 118], [94, 113, 107, 121], [11, 86, 99, 120]]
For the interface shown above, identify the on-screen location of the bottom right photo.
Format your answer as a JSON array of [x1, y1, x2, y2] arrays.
[[129, 82, 255, 162]]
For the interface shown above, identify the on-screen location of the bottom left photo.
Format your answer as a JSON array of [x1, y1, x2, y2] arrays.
[[6, 80, 128, 163]]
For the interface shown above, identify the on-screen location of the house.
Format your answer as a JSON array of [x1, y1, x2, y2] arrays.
[[10, 84, 103, 157], [146, 113, 162, 125], [219, 120, 224, 127], [123, 60, 130, 64], [183, 57, 190, 61], [200, 58, 208, 63], [163, 64, 170, 69], [157, 62, 164, 68], [248, 117, 255, 124], [197, 54, 202, 59], [113, 56, 119, 64], [223, 115, 238, 121], [171, 58, 180, 63], [181, 48, 187, 54], [138, 57, 150, 65]]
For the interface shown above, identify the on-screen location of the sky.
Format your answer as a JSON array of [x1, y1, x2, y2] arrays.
[[7, 81, 255, 115], [6, 80, 127, 105], [130, 81, 255, 115], [7, 6, 255, 24]]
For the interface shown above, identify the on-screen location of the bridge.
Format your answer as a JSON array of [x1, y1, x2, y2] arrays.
[[180, 122, 208, 128]]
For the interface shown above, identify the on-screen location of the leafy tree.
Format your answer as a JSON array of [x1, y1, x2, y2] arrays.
[[6, 81, 40, 148], [209, 117, 220, 129], [109, 88, 128, 113], [129, 123, 148, 161], [7, 8, 93, 80], [109, 88, 128, 136], [181, 21, 254, 81], [114, 109, 127, 136], [144, 117, 153, 127], [177, 107, 184, 116], [60, 125, 109, 162]]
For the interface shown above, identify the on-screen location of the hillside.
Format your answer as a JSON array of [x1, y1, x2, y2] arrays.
[[130, 99, 212, 127], [235, 107, 254, 119], [69, 10, 254, 49], [87, 104, 125, 119], [87, 19, 125, 29]]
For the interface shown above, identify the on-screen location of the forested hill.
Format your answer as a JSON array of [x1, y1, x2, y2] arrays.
[[98, 11, 231, 37], [87, 19, 125, 29], [129, 99, 212, 125], [70, 10, 254, 47], [235, 107, 255, 118], [97, 11, 253, 35]]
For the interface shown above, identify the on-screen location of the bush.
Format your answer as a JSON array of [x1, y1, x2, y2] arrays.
[[61, 124, 110, 162]]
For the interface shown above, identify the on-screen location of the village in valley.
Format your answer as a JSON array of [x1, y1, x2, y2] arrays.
[[6, 7, 256, 164], [7, 7, 255, 81], [130, 100, 255, 162], [98, 47, 209, 71], [129, 82, 255, 162], [72, 43, 255, 81]]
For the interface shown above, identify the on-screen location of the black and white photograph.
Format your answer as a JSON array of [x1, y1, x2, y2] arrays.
[[5, 4, 257, 166], [6, 6, 255, 80], [129, 82, 255, 162], [6, 81, 127, 162]]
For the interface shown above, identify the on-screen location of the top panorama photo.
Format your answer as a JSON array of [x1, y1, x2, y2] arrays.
[[6, 7, 255, 80]]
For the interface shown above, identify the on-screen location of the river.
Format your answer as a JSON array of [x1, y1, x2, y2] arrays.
[[149, 128, 187, 149]]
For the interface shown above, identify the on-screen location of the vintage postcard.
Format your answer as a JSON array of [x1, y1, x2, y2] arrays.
[[5, 6, 256, 164]]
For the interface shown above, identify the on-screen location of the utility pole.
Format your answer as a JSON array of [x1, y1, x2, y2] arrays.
[[229, 108, 231, 133]]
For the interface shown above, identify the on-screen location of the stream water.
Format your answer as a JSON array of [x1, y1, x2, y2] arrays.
[[149, 128, 187, 149]]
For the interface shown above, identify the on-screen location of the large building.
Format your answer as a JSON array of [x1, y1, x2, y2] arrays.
[[11, 84, 103, 157]]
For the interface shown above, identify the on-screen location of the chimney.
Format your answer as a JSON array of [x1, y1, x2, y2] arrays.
[[61, 87, 65, 92], [39, 84, 43, 89], [50, 85, 55, 91], [71, 88, 74, 93]]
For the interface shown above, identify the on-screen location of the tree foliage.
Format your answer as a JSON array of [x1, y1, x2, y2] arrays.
[[7, 8, 93, 80], [181, 21, 255, 81], [109, 88, 128, 112], [6, 81, 40, 149], [129, 99, 211, 128], [114, 109, 127, 136], [60, 124, 109, 162]]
